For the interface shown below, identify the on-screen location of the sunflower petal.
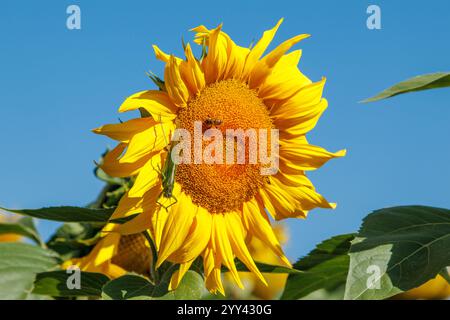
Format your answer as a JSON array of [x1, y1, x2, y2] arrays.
[[280, 142, 346, 171], [271, 78, 326, 118], [156, 193, 197, 268], [203, 245, 225, 295], [202, 24, 228, 84], [119, 121, 173, 163], [92, 231, 121, 267], [266, 177, 336, 219], [179, 43, 205, 95], [165, 55, 190, 107], [241, 18, 283, 80], [249, 34, 310, 89], [190, 26, 249, 81], [274, 169, 313, 187], [119, 90, 178, 121], [152, 45, 171, 63], [92, 118, 154, 142], [225, 212, 268, 285], [100, 143, 152, 178], [128, 153, 162, 197], [211, 214, 243, 289], [258, 181, 307, 220], [258, 50, 311, 101], [110, 192, 143, 220], [243, 199, 291, 267], [168, 206, 212, 263]]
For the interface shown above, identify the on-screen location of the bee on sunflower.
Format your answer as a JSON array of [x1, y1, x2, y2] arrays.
[[69, 18, 345, 295]]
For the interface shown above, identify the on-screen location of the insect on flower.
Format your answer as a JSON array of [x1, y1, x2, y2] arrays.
[[204, 117, 223, 128], [156, 139, 178, 210], [156, 119, 179, 210]]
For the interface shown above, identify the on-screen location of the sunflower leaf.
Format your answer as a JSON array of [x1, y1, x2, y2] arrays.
[[234, 261, 302, 274], [0, 206, 115, 223], [101, 271, 205, 300], [102, 274, 156, 300], [281, 233, 355, 300], [160, 271, 206, 300], [33, 270, 110, 297], [0, 243, 60, 299], [94, 166, 126, 186], [344, 206, 450, 300], [46, 222, 102, 260], [362, 72, 450, 102]]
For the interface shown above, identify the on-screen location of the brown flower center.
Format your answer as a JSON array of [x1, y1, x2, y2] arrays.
[[175, 79, 273, 213], [112, 234, 152, 275]]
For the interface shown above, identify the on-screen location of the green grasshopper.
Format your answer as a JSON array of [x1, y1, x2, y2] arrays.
[[155, 116, 179, 210], [156, 139, 178, 210]]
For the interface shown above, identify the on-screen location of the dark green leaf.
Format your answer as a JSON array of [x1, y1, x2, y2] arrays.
[[102, 271, 206, 300], [363, 72, 450, 102], [1, 206, 114, 223], [33, 270, 110, 297], [102, 275, 157, 300], [344, 206, 450, 300], [281, 233, 355, 300], [0, 243, 60, 299], [46, 223, 100, 260], [294, 233, 355, 270], [0, 217, 42, 245], [234, 261, 301, 274], [146, 71, 166, 91], [95, 166, 126, 186]]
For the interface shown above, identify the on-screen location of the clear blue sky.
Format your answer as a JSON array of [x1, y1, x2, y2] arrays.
[[1, 0, 449, 261]]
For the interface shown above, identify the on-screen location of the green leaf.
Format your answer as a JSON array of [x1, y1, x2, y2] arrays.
[[95, 166, 126, 186], [33, 270, 110, 297], [0, 217, 42, 246], [102, 274, 158, 300], [363, 72, 450, 102], [344, 206, 450, 300], [0, 243, 60, 299], [46, 223, 101, 260], [160, 271, 206, 300], [1, 206, 114, 223], [281, 233, 355, 300], [234, 261, 301, 274], [146, 71, 166, 92], [101, 271, 206, 300]]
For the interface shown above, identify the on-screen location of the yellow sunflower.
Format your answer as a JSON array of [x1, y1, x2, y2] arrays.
[[63, 223, 152, 279], [93, 18, 345, 295]]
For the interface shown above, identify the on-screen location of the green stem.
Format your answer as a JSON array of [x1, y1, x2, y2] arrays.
[[143, 230, 159, 284]]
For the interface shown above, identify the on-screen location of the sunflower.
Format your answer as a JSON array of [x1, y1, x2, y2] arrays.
[[93, 18, 345, 295], [63, 223, 152, 279]]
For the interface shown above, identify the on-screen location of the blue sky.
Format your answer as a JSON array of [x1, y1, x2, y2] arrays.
[[1, 0, 449, 261]]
